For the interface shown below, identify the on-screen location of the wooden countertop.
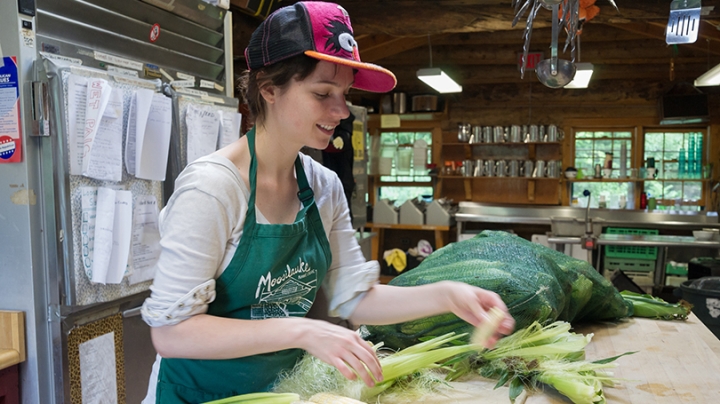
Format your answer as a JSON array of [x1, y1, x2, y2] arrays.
[[0, 311, 25, 370], [383, 314, 720, 403]]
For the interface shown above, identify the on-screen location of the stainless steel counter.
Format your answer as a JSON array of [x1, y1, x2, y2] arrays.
[[547, 234, 720, 290], [548, 234, 720, 248], [456, 202, 720, 239]]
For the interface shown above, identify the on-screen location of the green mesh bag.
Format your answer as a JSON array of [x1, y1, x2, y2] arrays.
[[364, 230, 631, 349]]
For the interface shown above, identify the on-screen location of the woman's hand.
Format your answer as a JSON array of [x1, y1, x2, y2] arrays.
[[298, 319, 383, 387], [439, 281, 515, 348]]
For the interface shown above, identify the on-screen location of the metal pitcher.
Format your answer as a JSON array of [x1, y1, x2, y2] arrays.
[[522, 160, 534, 178], [485, 159, 495, 177], [527, 125, 539, 142], [508, 159, 520, 177], [547, 125, 558, 142], [463, 160, 474, 177], [474, 159, 485, 176], [458, 123, 471, 142], [509, 125, 522, 143], [496, 160, 508, 177], [482, 126, 492, 143], [471, 125, 482, 144], [547, 160, 560, 178], [493, 126, 505, 143], [534, 160, 546, 177]]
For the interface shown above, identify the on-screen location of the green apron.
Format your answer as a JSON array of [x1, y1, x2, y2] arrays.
[[156, 127, 332, 403]]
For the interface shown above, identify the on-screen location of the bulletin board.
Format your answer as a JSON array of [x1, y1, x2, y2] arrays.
[[67, 313, 125, 404], [44, 56, 166, 306], [164, 90, 240, 195]]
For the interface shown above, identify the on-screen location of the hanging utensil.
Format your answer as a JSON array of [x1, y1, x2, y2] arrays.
[[666, 0, 702, 45], [539, 0, 562, 10], [520, 1, 542, 78], [535, 3, 577, 88]]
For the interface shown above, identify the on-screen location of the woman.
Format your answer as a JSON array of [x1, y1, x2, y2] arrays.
[[141, 2, 514, 402]]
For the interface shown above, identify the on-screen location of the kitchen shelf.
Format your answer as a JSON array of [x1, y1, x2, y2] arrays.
[[366, 223, 453, 264]]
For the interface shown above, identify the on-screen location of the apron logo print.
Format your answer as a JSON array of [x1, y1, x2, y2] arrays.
[[255, 258, 316, 300], [252, 259, 317, 320]]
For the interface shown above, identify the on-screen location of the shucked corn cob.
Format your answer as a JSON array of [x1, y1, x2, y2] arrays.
[[471, 306, 505, 348], [202, 392, 299, 404], [308, 392, 366, 403]]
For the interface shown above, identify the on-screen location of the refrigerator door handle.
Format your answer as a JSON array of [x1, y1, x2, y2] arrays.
[[31, 81, 50, 137], [122, 306, 143, 318]]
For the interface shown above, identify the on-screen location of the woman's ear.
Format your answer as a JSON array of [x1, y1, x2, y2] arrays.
[[259, 84, 276, 105]]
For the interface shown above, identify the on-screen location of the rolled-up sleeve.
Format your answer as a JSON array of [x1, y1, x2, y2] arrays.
[[323, 260, 379, 318], [141, 160, 244, 327], [141, 279, 216, 327]]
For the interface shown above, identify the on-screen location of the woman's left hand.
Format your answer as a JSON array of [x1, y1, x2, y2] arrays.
[[439, 281, 515, 348]]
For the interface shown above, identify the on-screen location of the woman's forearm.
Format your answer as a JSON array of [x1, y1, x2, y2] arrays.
[[348, 282, 454, 326], [151, 314, 312, 359]]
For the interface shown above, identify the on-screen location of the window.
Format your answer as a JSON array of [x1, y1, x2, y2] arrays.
[[371, 130, 434, 204], [570, 126, 709, 210], [571, 129, 634, 207], [644, 130, 705, 209]]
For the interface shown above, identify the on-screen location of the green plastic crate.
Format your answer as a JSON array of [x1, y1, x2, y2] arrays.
[[603, 257, 656, 273], [604, 227, 658, 260], [666, 263, 688, 276]]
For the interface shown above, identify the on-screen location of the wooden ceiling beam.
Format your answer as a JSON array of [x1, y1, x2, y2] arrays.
[[385, 62, 709, 87], [379, 40, 706, 66], [357, 34, 452, 63], [606, 22, 720, 57]]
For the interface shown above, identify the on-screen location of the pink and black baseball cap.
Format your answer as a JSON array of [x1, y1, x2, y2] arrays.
[[244, 1, 397, 93]]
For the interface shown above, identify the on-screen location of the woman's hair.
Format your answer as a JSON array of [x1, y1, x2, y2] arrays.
[[237, 54, 320, 125]]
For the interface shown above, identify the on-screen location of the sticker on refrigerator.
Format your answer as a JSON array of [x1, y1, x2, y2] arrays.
[[0, 56, 22, 163], [149, 23, 161, 43]]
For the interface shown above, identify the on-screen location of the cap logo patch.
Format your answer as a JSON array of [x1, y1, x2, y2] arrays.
[[323, 19, 358, 60], [337, 5, 350, 17]]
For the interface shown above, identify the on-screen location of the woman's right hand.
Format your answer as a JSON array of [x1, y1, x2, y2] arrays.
[[298, 319, 383, 387]]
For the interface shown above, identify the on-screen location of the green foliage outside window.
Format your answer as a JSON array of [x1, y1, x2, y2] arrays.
[[572, 130, 633, 205], [644, 131, 703, 206], [571, 129, 706, 209], [371, 131, 434, 205]]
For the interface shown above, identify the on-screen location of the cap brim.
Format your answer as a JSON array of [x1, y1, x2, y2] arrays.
[[305, 50, 397, 93]]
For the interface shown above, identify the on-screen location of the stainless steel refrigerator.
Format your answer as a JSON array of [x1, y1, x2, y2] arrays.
[[0, 1, 236, 402]]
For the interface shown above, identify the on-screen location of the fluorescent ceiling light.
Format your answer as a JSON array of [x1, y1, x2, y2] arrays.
[[564, 63, 594, 89], [416, 68, 462, 93], [695, 62, 720, 87]]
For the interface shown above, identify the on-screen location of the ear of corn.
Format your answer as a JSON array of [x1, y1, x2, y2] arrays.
[[202, 392, 300, 404], [308, 392, 366, 403], [471, 307, 506, 348]]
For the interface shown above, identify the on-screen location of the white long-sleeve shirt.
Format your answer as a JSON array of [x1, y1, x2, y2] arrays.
[[141, 152, 379, 326], [140, 153, 379, 403]]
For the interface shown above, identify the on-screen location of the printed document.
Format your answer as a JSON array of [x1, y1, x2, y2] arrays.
[[129, 195, 161, 284], [186, 103, 219, 164]]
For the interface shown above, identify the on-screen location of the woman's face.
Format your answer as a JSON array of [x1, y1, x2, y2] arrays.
[[266, 60, 353, 150]]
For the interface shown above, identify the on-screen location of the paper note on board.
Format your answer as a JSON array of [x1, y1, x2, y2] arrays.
[[83, 84, 124, 181], [129, 195, 161, 285], [79, 332, 118, 404], [91, 188, 132, 284], [136, 94, 172, 180], [124, 90, 148, 176], [186, 103, 219, 164], [67, 75, 88, 175], [80, 186, 98, 279], [217, 110, 242, 149]]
